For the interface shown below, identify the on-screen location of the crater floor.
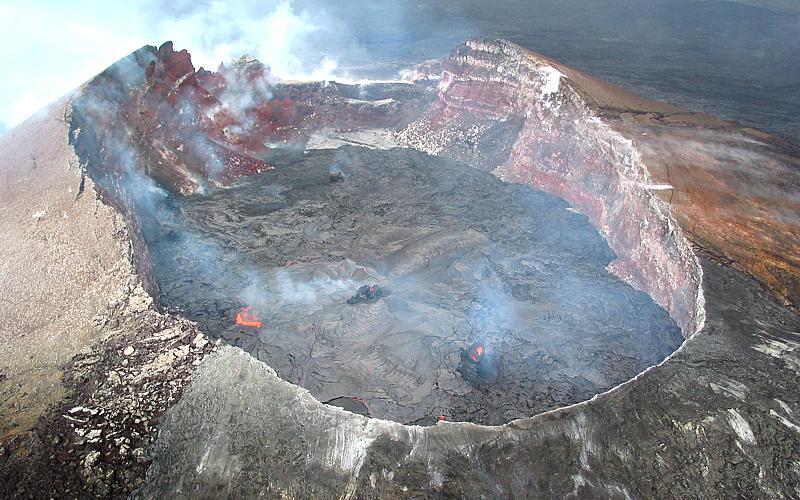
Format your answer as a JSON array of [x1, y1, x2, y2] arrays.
[[141, 146, 682, 425]]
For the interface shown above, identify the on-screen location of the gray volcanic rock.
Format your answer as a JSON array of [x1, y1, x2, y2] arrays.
[[140, 146, 682, 426], [135, 259, 800, 498], [0, 101, 132, 440]]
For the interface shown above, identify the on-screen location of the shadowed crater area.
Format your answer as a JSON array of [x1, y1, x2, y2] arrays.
[[139, 146, 682, 425]]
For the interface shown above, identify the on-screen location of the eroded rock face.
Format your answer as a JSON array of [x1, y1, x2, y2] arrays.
[[619, 123, 800, 310], [0, 102, 214, 497], [411, 39, 798, 320], [0, 101, 132, 441], [0, 281, 217, 497], [399, 38, 800, 334], [400, 39, 704, 336], [72, 41, 432, 195]]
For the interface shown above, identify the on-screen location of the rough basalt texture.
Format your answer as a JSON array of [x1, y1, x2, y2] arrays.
[[141, 146, 683, 426], [134, 259, 800, 499], [1, 281, 217, 498], [127, 39, 800, 498], [0, 101, 132, 441], [0, 102, 217, 498], [72, 41, 433, 197]]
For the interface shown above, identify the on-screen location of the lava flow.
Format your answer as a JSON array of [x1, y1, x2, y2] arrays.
[[469, 344, 485, 363], [235, 306, 263, 328]]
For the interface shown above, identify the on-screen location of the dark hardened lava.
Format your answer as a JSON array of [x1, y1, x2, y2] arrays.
[[138, 145, 682, 425]]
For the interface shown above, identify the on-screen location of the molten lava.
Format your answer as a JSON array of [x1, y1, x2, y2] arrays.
[[469, 344, 485, 363], [235, 306, 263, 328], [458, 341, 499, 385]]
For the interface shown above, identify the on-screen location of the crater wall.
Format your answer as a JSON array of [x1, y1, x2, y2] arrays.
[[400, 39, 705, 336]]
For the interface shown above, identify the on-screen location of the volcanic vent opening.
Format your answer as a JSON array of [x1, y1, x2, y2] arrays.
[[139, 145, 683, 426]]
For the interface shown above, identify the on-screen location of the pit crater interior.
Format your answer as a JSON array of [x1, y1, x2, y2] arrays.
[[141, 146, 682, 425]]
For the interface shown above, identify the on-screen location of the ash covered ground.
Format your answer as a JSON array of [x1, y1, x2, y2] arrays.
[[139, 146, 681, 425]]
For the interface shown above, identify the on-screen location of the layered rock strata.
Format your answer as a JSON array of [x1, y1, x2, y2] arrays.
[[401, 39, 708, 335]]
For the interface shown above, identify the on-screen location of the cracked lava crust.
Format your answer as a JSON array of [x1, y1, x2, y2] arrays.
[[140, 146, 682, 425]]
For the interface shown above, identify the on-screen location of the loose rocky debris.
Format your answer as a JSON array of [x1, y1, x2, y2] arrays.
[[0, 280, 217, 498]]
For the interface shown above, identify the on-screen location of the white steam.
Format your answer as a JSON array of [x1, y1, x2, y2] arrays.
[[159, 1, 342, 80], [0, 0, 365, 133]]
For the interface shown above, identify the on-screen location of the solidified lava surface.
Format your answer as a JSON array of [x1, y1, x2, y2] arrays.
[[139, 145, 682, 425]]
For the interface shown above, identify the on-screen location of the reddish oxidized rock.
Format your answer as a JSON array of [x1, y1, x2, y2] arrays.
[[400, 38, 800, 332], [400, 39, 704, 336], [73, 41, 431, 196]]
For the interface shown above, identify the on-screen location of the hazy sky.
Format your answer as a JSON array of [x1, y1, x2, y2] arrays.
[[1, 0, 797, 135], [0, 2, 142, 131]]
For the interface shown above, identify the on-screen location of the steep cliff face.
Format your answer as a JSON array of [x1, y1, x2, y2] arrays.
[[400, 39, 704, 336], [619, 122, 800, 311]]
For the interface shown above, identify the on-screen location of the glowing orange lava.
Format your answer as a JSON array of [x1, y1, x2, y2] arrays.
[[235, 306, 263, 328], [470, 345, 485, 362]]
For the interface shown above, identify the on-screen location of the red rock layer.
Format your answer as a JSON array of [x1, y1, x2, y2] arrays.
[[401, 39, 705, 336], [72, 41, 430, 195], [615, 122, 800, 311], [69, 42, 431, 294]]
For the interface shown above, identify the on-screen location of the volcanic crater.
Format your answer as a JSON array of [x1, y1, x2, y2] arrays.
[[69, 40, 701, 426], [139, 146, 682, 425], [4, 26, 800, 496]]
